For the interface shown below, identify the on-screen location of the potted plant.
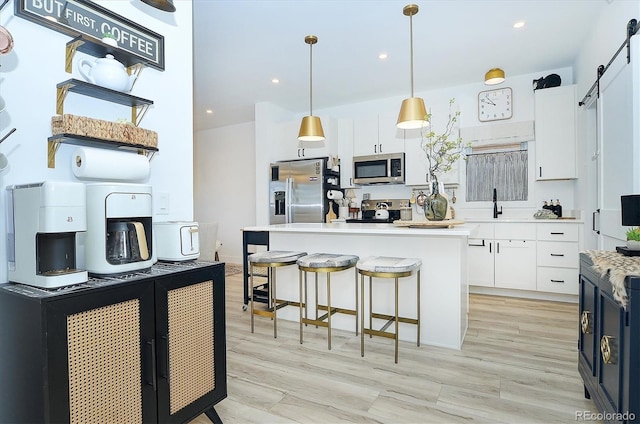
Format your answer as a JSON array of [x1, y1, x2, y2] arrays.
[[420, 98, 467, 220], [101, 32, 118, 47], [626, 227, 640, 250]]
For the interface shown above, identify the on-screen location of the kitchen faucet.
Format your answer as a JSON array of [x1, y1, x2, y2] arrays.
[[493, 188, 502, 219]]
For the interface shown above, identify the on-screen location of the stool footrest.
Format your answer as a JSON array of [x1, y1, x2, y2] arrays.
[[317, 304, 357, 316], [371, 312, 418, 325], [301, 317, 329, 328], [363, 328, 396, 339]]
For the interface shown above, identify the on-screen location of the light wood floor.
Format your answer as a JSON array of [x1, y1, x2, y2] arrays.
[[193, 270, 600, 424]]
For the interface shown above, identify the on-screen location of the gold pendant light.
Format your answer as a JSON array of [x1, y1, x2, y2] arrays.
[[397, 4, 428, 130], [485, 68, 505, 85], [298, 35, 325, 141]]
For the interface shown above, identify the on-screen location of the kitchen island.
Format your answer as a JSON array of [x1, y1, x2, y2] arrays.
[[242, 222, 474, 349]]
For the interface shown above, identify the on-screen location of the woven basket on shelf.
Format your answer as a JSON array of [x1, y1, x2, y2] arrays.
[[51, 114, 158, 148]]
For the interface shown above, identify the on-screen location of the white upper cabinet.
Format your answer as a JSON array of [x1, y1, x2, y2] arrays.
[[272, 116, 337, 162], [337, 119, 355, 188], [534, 85, 577, 180], [353, 113, 404, 156]]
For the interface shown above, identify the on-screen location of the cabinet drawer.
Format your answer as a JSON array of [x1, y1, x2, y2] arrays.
[[537, 241, 579, 268], [537, 267, 578, 294], [494, 223, 536, 240], [537, 223, 579, 242]]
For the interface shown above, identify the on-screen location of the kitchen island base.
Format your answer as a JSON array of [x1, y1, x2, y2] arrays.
[[243, 223, 470, 350]]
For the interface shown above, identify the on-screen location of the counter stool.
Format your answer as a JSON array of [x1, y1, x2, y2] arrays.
[[357, 256, 421, 363], [297, 253, 359, 349], [249, 250, 307, 338]]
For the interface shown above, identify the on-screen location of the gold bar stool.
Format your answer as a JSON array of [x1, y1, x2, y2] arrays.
[[297, 253, 359, 350], [357, 256, 421, 363], [249, 250, 307, 338]]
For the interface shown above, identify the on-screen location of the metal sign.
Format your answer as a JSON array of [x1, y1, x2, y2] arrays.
[[15, 0, 165, 70]]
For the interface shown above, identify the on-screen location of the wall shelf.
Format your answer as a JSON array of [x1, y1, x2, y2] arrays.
[[48, 133, 158, 168], [56, 79, 153, 126]]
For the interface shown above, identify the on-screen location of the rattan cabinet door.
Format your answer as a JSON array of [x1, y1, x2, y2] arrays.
[[46, 281, 157, 424], [154, 267, 227, 423]]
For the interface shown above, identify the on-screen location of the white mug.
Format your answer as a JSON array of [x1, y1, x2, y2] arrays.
[[0, 96, 5, 114]]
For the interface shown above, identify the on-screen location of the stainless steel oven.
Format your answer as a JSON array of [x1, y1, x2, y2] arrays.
[[353, 153, 405, 185]]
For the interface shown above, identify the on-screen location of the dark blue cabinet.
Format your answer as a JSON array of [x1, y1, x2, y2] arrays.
[[579, 253, 639, 423]]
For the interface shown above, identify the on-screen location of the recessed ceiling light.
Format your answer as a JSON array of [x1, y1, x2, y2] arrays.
[[513, 21, 525, 29], [272, 78, 280, 84], [205, 109, 213, 114], [378, 53, 388, 60]]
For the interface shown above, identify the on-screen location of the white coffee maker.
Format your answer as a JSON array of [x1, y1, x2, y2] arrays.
[[85, 183, 153, 275], [7, 181, 88, 288]]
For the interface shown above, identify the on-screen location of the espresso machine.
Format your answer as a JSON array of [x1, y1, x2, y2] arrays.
[[7, 181, 88, 288], [85, 183, 153, 275]]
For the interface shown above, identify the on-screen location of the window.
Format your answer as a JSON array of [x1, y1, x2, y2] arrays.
[[466, 148, 528, 201]]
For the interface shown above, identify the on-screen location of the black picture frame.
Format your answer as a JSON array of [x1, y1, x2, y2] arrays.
[[15, 0, 165, 70]]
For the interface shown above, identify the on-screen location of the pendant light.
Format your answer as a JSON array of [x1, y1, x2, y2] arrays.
[[397, 4, 428, 130], [140, 0, 176, 13], [484, 68, 505, 85], [298, 35, 325, 141]]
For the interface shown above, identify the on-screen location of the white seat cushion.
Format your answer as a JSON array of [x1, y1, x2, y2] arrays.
[[297, 253, 359, 269], [249, 250, 307, 264], [356, 256, 421, 273]]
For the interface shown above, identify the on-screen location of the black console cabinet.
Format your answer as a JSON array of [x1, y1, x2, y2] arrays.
[[0, 262, 226, 424], [579, 253, 640, 423]]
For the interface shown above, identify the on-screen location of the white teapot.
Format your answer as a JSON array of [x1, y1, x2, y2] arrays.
[[78, 54, 137, 92]]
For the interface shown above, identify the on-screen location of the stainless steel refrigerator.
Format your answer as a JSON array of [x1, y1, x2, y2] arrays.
[[269, 157, 339, 224]]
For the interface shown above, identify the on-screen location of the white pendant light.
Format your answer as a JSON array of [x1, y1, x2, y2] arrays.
[[484, 68, 505, 85], [397, 4, 428, 130], [298, 35, 325, 142]]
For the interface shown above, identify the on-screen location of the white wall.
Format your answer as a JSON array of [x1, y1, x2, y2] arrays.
[[0, 1, 194, 280], [194, 121, 256, 264]]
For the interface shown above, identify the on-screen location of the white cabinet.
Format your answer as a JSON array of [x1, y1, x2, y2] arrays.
[[353, 114, 404, 156], [534, 85, 577, 180], [494, 239, 536, 290], [468, 222, 536, 290], [337, 119, 355, 188], [494, 223, 537, 290], [468, 220, 582, 296], [467, 223, 495, 287], [272, 116, 337, 161], [536, 222, 580, 294]]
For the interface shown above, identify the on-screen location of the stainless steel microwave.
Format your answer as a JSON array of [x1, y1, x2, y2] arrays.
[[353, 153, 405, 185]]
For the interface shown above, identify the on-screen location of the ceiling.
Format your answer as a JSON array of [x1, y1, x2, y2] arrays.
[[193, 0, 607, 132]]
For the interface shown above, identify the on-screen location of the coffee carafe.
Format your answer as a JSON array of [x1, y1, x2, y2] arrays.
[[106, 221, 150, 264]]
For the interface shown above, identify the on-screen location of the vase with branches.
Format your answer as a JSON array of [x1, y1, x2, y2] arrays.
[[421, 98, 466, 220]]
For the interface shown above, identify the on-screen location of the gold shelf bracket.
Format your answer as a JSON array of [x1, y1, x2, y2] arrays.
[[56, 83, 73, 115], [138, 149, 156, 161], [127, 63, 145, 92], [132, 104, 151, 127], [48, 139, 62, 168], [65, 40, 84, 74]]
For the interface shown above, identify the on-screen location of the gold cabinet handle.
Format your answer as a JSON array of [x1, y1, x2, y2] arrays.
[[580, 311, 592, 334], [600, 335, 616, 364]]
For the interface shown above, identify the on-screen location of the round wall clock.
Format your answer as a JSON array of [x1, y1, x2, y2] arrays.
[[478, 87, 513, 122]]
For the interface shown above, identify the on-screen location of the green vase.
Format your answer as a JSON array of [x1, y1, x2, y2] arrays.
[[428, 181, 448, 221]]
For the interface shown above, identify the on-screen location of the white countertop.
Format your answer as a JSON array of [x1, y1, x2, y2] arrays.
[[464, 218, 584, 223], [243, 222, 474, 236]]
